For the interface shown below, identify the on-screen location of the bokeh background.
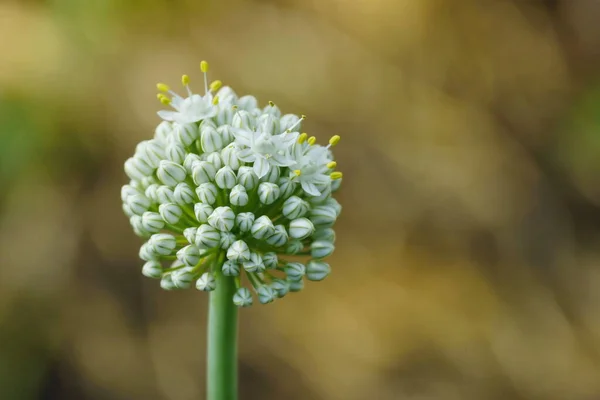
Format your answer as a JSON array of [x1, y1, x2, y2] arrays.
[[2, 0, 600, 399]]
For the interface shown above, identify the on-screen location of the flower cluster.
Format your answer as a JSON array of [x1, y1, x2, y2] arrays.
[[122, 61, 342, 306]]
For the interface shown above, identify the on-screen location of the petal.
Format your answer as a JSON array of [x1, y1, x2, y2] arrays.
[[157, 110, 177, 121], [232, 128, 253, 147], [301, 181, 321, 196], [236, 148, 256, 162], [270, 153, 296, 167], [278, 131, 299, 147], [253, 156, 269, 178]]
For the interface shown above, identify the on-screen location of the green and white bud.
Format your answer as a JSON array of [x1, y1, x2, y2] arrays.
[[262, 252, 278, 269], [157, 185, 175, 203], [157, 160, 187, 187], [261, 165, 280, 184], [237, 95, 258, 111], [227, 240, 250, 262], [324, 198, 342, 217], [177, 244, 201, 267], [159, 202, 183, 225], [216, 106, 235, 126], [194, 224, 221, 250], [243, 252, 264, 273], [288, 218, 315, 240], [208, 206, 236, 232], [196, 183, 218, 205], [206, 152, 223, 170], [285, 239, 304, 255], [176, 123, 199, 147], [196, 272, 217, 291], [278, 177, 297, 200], [235, 212, 255, 233], [201, 126, 224, 152], [215, 166, 237, 189], [123, 203, 134, 218], [263, 103, 281, 118], [309, 205, 337, 227], [125, 157, 153, 181], [200, 118, 217, 131], [313, 228, 336, 243], [217, 125, 235, 145], [311, 241, 335, 259], [194, 203, 214, 223], [282, 196, 310, 219], [285, 262, 305, 281], [288, 278, 304, 292], [160, 274, 177, 291], [331, 177, 342, 192], [270, 279, 289, 298], [257, 285, 277, 304], [183, 227, 198, 244], [257, 182, 280, 205], [139, 242, 158, 261], [142, 260, 163, 279], [251, 215, 275, 240], [166, 141, 186, 164], [232, 110, 255, 130], [233, 287, 253, 307], [192, 161, 217, 185], [220, 232, 237, 249], [237, 166, 259, 190], [121, 184, 141, 202], [138, 140, 165, 168], [266, 224, 288, 247], [140, 176, 159, 190], [183, 153, 202, 174], [148, 233, 177, 256], [141, 212, 165, 233], [145, 184, 160, 203], [279, 114, 301, 132], [230, 185, 249, 207], [221, 145, 241, 170], [306, 260, 331, 281], [257, 114, 280, 135], [173, 182, 196, 205], [172, 268, 194, 289], [155, 121, 174, 143], [222, 260, 240, 276], [308, 184, 332, 205], [127, 194, 151, 216]]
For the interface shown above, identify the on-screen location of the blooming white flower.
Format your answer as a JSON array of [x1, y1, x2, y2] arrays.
[[157, 72, 218, 124], [233, 129, 299, 178]]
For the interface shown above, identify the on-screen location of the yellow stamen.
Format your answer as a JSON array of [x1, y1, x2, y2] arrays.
[[212, 96, 219, 105], [327, 161, 337, 169], [159, 95, 171, 106], [210, 80, 222, 92], [268, 101, 275, 107], [308, 136, 316, 146], [298, 133, 307, 144], [329, 135, 341, 146], [301, 114, 306, 120], [182, 74, 190, 86], [293, 169, 301, 177], [200, 61, 209, 73], [330, 172, 343, 180], [156, 83, 170, 92], [232, 105, 238, 110]]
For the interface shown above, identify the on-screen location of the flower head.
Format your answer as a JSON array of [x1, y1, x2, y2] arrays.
[[122, 61, 343, 306]]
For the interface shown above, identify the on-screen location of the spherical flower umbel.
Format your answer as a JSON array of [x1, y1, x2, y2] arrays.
[[122, 60, 343, 306]]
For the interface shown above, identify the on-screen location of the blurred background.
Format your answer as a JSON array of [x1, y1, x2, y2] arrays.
[[2, 0, 600, 399]]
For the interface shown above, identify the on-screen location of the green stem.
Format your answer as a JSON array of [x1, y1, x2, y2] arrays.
[[207, 268, 238, 400]]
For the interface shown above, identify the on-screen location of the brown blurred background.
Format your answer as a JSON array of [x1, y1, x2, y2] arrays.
[[2, 0, 600, 399]]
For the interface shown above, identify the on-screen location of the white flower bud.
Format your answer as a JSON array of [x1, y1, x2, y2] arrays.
[[243, 252, 264, 273], [195, 272, 216, 291], [141, 212, 164, 233], [282, 196, 310, 219], [139, 242, 158, 261], [237, 95, 258, 111], [194, 202, 214, 223], [145, 184, 160, 203], [285, 262, 305, 281], [125, 157, 153, 181], [306, 260, 331, 281], [215, 166, 237, 189], [331, 177, 342, 192], [313, 228, 336, 243], [121, 184, 141, 202], [232, 110, 255, 129], [288, 278, 304, 292], [285, 239, 303, 255], [308, 184, 332, 204], [288, 218, 315, 240], [183, 227, 198, 244], [251, 215, 275, 240], [201, 126, 224, 152], [173, 182, 196, 205], [130, 215, 145, 233], [172, 268, 194, 289], [142, 260, 163, 279], [123, 203, 134, 218], [227, 240, 250, 262], [220, 232, 237, 249], [266, 225, 288, 247], [127, 194, 151, 216], [216, 106, 235, 126], [192, 161, 217, 185], [221, 145, 241, 170], [270, 279, 289, 298], [279, 114, 301, 132], [166, 141, 186, 164], [194, 224, 221, 250], [263, 103, 281, 118], [233, 287, 253, 307], [324, 197, 342, 217], [160, 274, 177, 290], [230, 185, 249, 206], [155, 121, 174, 143], [257, 114, 280, 135], [278, 177, 297, 199], [140, 176, 159, 190], [257, 182, 280, 205], [159, 202, 183, 224], [183, 153, 202, 174], [149, 233, 177, 256], [311, 241, 335, 259], [309, 205, 337, 227], [217, 86, 238, 103], [177, 244, 201, 267], [206, 151, 223, 170], [235, 212, 255, 233], [157, 160, 187, 187], [262, 252, 278, 269], [176, 123, 200, 147], [217, 125, 235, 145], [222, 260, 240, 276], [257, 286, 276, 304], [208, 206, 235, 232], [261, 165, 280, 183], [157, 186, 175, 203], [140, 140, 166, 167], [236, 166, 258, 190], [200, 118, 217, 131], [196, 183, 218, 205]]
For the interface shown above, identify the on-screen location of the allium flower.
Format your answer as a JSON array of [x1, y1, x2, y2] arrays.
[[122, 61, 343, 306]]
